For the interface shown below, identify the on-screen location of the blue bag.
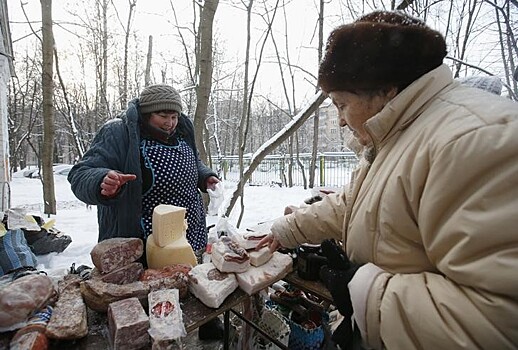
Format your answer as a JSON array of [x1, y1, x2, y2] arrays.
[[0, 229, 37, 276]]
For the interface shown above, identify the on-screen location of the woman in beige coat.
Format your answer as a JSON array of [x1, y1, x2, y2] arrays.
[[259, 11, 518, 350]]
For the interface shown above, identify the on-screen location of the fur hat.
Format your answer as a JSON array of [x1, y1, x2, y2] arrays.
[[318, 11, 447, 92], [139, 84, 183, 114]]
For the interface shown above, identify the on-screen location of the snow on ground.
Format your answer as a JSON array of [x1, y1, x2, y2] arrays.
[[9, 173, 323, 278]]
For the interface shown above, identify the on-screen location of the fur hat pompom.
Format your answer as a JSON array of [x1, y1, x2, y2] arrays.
[[139, 84, 183, 114], [318, 11, 447, 93]]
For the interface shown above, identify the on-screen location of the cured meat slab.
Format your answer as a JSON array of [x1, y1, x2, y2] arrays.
[[140, 264, 191, 281], [100, 262, 144, 285], [46, 275, 88, 340], [188, 263, 238, 308], [236, 252, 293, 295], [0, 274, 55, 329], [107, 297, 149, 350], [90, 238, 143, 274], [80, 272, 189, 312]]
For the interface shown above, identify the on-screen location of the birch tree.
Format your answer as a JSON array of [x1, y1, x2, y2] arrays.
[[116, 0, 137, 109], [40, 0, 56, 214], [309, 0, 324, 188], [194, 0, 219, 164]]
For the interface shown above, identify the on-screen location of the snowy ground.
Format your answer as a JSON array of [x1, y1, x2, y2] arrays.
[[9, 172, 327, 277]]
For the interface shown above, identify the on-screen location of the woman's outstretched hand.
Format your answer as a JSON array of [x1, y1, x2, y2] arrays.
[[100, 170, 137, 197], [256, 233, 282, 253], [206, 176, 220, 191]]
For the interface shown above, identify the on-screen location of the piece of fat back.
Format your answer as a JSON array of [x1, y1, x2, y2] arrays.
[[236, 252, 293, 295], [248, 246, 273, 267], [188, 263, 238, 308], [148, 288, 186, 349]]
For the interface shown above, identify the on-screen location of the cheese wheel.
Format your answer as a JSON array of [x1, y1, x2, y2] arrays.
[[146, 233, 197, 269], [152, 205, 188, 247]]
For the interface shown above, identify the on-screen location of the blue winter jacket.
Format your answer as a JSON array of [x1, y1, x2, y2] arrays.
[[68, 98, 217, 242]]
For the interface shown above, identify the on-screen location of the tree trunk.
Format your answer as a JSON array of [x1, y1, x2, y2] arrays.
[[194, 0, 219, 164], [40, 0, 56, 215], [120, 0, 137, 110], [145, 35, 153, 86], [309, 0, 324, 188], [100, 0, 109, 120], [224, 91, 326, 217], [54, 50, 85, 158]]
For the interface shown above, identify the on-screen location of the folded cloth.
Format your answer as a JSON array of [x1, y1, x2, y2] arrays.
[[0, 229, 37, 277]]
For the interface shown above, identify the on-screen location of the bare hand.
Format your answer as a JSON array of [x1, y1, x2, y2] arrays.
[[100, 170, 137, 197], [256, 233, 282, 253], [206, 176, 220, 191], [319, 189, 335, 195]]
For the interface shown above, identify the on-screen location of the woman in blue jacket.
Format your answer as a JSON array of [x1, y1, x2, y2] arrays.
[[68, 84, 223, 339], [68, 84, 219, 255]]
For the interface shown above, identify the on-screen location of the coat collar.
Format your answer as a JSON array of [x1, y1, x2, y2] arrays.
[[357, 64, 455, 159]]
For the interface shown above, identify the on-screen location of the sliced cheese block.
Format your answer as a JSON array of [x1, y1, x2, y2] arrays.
[[146, 233, 197, 269], [248, 246, 273, 267], [188, 263, 238, 308], [148, 288, 186, 347], [152, 204, 188, 247], [236, 252, 293, 295], [211, 237, 250, 273]]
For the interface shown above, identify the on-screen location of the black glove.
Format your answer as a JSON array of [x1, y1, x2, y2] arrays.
[[319, 239, 361, 350]]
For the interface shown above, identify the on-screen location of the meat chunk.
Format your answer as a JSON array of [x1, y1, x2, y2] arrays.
[[140, 264, 191, 281], [101, 262, 144, 285], [107, 297, 149, 350], [46, 275, 88, 340], [0, 274, 56, 329], [80, 272, 189, 312], [90, 238, 143, 274]]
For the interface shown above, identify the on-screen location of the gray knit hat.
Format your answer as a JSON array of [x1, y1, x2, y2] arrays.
[[139, 84, 183, 114]]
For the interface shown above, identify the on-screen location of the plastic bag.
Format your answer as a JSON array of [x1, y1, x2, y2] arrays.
[[207, 182, 225, 216], [208, 216, 239, 241]]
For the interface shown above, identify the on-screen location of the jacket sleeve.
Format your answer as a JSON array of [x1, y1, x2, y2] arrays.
[[196, 158, 218, 192], [67, 121, 130, 206], [178, 114, 218, 192], [360, 121, 518, 349], [270, 190, 347, 248]]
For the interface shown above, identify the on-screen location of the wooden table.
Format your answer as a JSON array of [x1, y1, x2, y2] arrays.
[[0, 288, 249, 349], [283, 270, 333, 303]]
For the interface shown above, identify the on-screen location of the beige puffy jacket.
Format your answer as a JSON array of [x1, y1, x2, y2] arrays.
[[271, 64, 518, 349]]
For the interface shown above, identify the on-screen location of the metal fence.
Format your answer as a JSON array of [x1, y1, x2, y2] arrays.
[[213, 152, 359, 187]]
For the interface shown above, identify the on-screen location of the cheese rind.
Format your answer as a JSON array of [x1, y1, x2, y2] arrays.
[[146, 233, 197, 269], [152, 205, 188, 247]]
